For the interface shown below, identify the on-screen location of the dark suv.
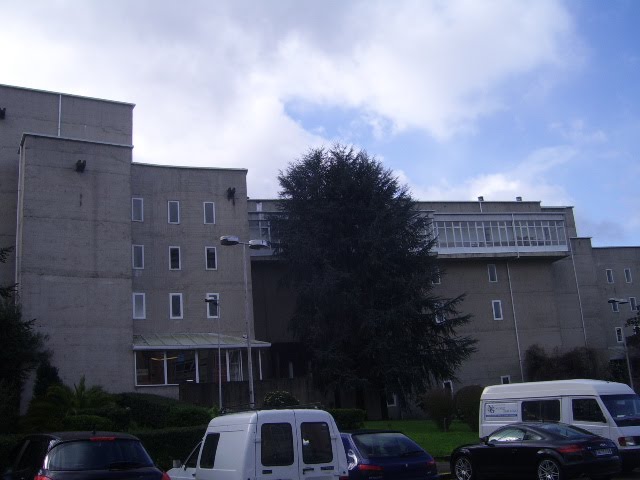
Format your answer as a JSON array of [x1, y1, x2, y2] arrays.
[[3, 431, 169, 480]]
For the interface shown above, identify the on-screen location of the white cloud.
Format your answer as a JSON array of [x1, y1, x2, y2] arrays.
[[404, 145, 577, 204], [1, 0, 578, 199]]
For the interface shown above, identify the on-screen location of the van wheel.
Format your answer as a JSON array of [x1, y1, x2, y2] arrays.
[[537, 457, 563, 480], [453, 455, 474, 480]]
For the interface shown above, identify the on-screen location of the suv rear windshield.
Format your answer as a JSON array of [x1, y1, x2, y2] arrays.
[[46, 439, 154, 471]]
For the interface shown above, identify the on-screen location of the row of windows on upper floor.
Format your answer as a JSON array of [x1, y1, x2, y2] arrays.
[[131, 198, 216, 225], [132, 245, 217, 270], [132, 292, 220, 320], [432, 264, 505, 285], [611, 296, 638, 313], [605, 268, 634, 284]]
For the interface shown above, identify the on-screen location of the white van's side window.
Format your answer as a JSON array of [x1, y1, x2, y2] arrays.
[[522, 399, 560, 422], [262, 423, 294, 466], [572, 398, 606, 423], [301, 422, 333, 464], [200, 433, 220, 469]]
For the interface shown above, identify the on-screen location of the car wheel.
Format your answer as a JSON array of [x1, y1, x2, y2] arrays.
[[537, 457, 563, 480], [453, 455, 474, 480]]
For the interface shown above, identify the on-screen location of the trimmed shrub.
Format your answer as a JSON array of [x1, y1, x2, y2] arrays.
[[453, 385, 483, 432], [82, 405, 131, 431], [63, 414, 115, 431], [114, 393, 173, 429], [132, 426, 206, 471], [421, 389, 455, 431], [327, 409, 366, 430], [263, 391, 300, 409], [0, 434, 21, 472], [166, 405, 211, 428]]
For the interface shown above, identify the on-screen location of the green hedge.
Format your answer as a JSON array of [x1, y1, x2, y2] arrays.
[[62, 414, 115, 431], [327, 409, 366, 430], [132, 425, 206, 471], [0, 434, 21, 473]]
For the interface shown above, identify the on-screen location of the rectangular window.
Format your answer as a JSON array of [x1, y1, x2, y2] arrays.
[[612, 301, 620, 313], [616, 327, 624, 343], [488, 264, 498, 282], [431, 267, 441, 285], [522, 399, 560, 422], [572, 398, 606, 423], [606, 269, 614, 284], [135, 351, 166, 385], [204, 202, 215, 224], [169, 246, 181, 270], [132, 245, 144, 269], [625, 268, 633, 283], [261, 423, 294, 466], [170, 293, 183, 319], [631, 297, 638, 311], [492, 300, 503, 320], [206, 293, 220, 318], [133, 293, 145, 319], [385, 391, 397, 407], [167, 350, 196, 384], [443, 380, 453, 393], [205, 247, 217, 270], [200, 433, 221, 469], [168, 201, 180, 224], [501, 375, 511, 385], [301, 422, 333, 464], [132, 197, 143, 222]]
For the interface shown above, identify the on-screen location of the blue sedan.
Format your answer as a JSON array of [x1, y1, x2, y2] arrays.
[[341, 430, 439, 480]]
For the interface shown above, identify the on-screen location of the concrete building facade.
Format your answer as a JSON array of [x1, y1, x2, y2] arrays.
[[2, 84, 639, 415]]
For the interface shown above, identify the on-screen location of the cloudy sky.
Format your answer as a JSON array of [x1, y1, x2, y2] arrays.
[[2, 0, 639, 246]]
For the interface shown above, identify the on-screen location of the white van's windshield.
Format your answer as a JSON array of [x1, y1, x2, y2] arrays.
[[601, 394, 640, 427]]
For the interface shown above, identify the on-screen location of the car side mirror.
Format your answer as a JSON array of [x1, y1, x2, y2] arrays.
[[172, 459, 182, 469], [480, 436, 489, 444]]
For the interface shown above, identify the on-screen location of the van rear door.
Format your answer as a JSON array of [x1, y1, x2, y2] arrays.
[[256, 415, 299, 480], [294, 410, 343, 480]]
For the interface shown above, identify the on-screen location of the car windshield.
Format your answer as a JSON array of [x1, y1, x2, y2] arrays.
[[535, 424, 593, 439], [352, 432, 424, 458], [601, 394, 640, 427], [46, 439, 154, 471]]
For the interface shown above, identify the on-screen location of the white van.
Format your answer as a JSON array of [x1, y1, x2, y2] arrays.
[[480, 379, 640, 469], [176, 409, 348, 480]]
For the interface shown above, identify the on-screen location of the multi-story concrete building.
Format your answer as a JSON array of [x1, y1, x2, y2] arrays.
[[2, 84, 268, 406], [2, 84, 639, 416]]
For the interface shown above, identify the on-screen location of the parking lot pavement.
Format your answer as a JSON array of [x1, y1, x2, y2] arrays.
[[436, 461, 640, 480]]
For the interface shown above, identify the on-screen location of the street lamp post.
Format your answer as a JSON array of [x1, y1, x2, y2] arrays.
[[609, 298, 634, 390], [204, 297, 222, 409], [220, 235, 269, 408]]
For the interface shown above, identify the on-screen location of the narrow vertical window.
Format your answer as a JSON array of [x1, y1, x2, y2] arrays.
[[611, 301, 620, 313], [132, 245, 144, 269], [488, 264, 498, 283], [431, 267, 441, 285], [205, 247, 217, 270], [170, 293, 183, 319], [501, 375, 511, 384], [206, 293, 219, 318], [204, 202, 215, 224], [625, 268, 633, 283], [133, 293, 146, 319], [616, 327, 624, 343], [492, 300, 503, 320], [168, 201, 180, 224], [443, 380, 453, 394], [132, 197, 144, 222], [169, 246, 181, 270], [630, 297, 637, 312], [606, 269, 614, 284]]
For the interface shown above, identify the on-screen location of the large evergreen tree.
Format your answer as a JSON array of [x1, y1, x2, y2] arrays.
[[272, 146, 475, 402]]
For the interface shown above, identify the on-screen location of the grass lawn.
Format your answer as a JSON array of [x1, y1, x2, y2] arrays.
[[363, 419, 479, 459]]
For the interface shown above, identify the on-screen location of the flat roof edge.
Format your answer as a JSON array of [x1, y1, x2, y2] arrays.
[[20, 132, 133, 149], [0, 83, 135, 107], [133, 161, 247, 173]]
